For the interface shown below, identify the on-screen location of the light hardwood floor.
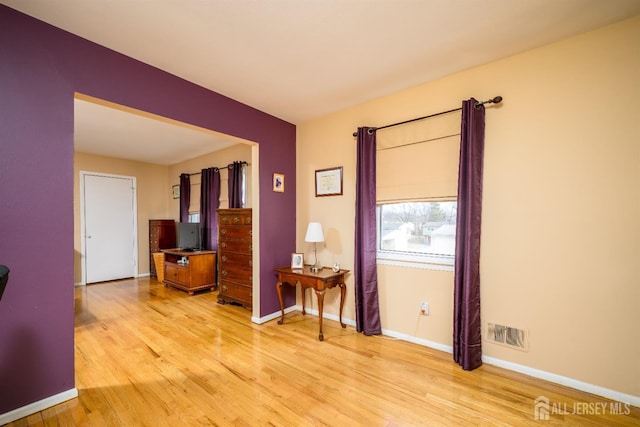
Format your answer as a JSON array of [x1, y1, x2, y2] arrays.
[[8, 278, 639, 426]]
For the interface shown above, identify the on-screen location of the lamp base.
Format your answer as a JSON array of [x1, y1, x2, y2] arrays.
[[310, 265, 321, 273]]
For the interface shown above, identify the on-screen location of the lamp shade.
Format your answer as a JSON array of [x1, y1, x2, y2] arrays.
[[304, 222, 325, 243]]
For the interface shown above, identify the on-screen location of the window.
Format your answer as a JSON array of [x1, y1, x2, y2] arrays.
[[377, 201, 457, 271], [188, 212, 200, 223], [374, 111, 461, 271], [240, 163, 247, 208]]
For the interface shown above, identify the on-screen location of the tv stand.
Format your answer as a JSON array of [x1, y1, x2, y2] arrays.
[[162, 249, 216, 295]]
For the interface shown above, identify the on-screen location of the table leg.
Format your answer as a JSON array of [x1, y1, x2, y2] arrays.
[[338, 282, 346, 328], [276, 281, 285, 325], [315, 289, 325, 341], [300, 283, 306, 315]]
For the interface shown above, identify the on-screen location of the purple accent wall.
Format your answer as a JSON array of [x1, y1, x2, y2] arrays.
[[0, 5, 296, 414]]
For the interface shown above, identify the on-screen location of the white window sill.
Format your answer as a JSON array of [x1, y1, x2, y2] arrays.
[[377, 251, 454, 272]]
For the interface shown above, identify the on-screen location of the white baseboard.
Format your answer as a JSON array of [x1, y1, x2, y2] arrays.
[[482, 356, 640, 407], [258, 306, 639, 407], [0, 388, 78, 425], [252, 305, 298, 324], [380, 327, 454, 354]]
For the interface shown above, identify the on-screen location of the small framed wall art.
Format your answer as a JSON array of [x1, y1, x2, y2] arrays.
[[172, 185, 180, 199], [315, 166, 343, 197], [273, 173, 285, 192]]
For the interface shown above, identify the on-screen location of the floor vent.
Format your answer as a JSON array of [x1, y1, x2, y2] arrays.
[[486, 322, 528, 352]]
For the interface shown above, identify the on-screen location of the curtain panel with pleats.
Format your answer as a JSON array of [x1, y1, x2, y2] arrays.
[[453, 98, 485, 371], [354, 127, 382, 335], [228, 161, 244, 208], [200, 167, 220, 251], [179, 173, 190, 223]]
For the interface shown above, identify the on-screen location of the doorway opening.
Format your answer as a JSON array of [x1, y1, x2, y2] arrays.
[[73, 93, 261, 315]]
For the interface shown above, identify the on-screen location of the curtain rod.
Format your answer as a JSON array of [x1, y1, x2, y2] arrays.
[[182, 161, 249, 177], [351, 96, 502, 137]]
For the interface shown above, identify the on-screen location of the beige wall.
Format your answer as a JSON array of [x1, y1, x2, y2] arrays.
[[296, 16, 640, 398], [74, 143, 252, 283]]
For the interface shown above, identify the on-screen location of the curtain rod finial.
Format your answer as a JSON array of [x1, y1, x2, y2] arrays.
[[475, 95, 503, 109]]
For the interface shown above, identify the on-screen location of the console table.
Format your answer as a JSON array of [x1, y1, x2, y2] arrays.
[[275, 266, 349, 341], [162, 249, 216, 295]]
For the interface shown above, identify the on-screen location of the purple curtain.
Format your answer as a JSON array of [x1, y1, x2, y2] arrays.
[[179, 173, 190, 223], [228, 161, 243, 208], [453, 98, 485, 371], [354, 127, 382, 335], [200, 167, 220, 251]]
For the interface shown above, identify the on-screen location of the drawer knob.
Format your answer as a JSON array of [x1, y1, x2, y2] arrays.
[[222, 255, 228, 262], [222, 285, 228, 291], [221, 242, 227, 248], [233, 217, 240, 224], [221, 270, 228, 276], [246, 218, 251, 224], [221, 229, 227, 235]]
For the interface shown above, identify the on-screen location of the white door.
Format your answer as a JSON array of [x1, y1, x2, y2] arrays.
[[82, 173, 137, 284]]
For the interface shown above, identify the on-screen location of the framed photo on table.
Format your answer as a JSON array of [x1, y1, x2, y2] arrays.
[[291, 253, 304, 269], [315, 166, 343, 197]]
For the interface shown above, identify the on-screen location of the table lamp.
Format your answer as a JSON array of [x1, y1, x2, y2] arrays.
[[305, 222, 325, 272]]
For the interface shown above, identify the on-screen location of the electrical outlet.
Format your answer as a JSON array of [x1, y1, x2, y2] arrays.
[[419, 301, 429, 316]]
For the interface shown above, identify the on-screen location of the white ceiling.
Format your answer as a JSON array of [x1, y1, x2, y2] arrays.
[[4, 0, 640, 164], [73, 98, 238, 165]]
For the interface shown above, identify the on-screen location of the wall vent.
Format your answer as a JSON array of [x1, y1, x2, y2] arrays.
[[486, 322, 528, 352]]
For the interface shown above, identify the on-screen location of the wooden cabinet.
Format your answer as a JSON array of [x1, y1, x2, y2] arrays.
[[162, 249, 216, 295], [217, 208, 252, 309], [149, 220, 176, 278]]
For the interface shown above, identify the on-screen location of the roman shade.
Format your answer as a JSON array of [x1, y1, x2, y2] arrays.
[[376, 110, 461, 202]]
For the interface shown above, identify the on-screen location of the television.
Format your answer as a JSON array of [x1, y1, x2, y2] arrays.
[[177, 222, 201, 251]]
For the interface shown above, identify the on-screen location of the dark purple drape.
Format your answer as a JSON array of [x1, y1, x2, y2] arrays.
[[228, 161, 243, 208], [354, 127, 382, 335], [200, 167, 220, 251], [179, 173, 191, 223], [453, 98, 485, 370]]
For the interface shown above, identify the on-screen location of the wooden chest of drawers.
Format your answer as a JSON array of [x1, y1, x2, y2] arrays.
[[149, 219, 176, 278], [217, 208, 252, 309]]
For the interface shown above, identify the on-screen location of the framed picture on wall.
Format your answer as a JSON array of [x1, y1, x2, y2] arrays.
[[273, 173, 285, 192], [315, 166, 343, 197], [172, 185, 180, 199]]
